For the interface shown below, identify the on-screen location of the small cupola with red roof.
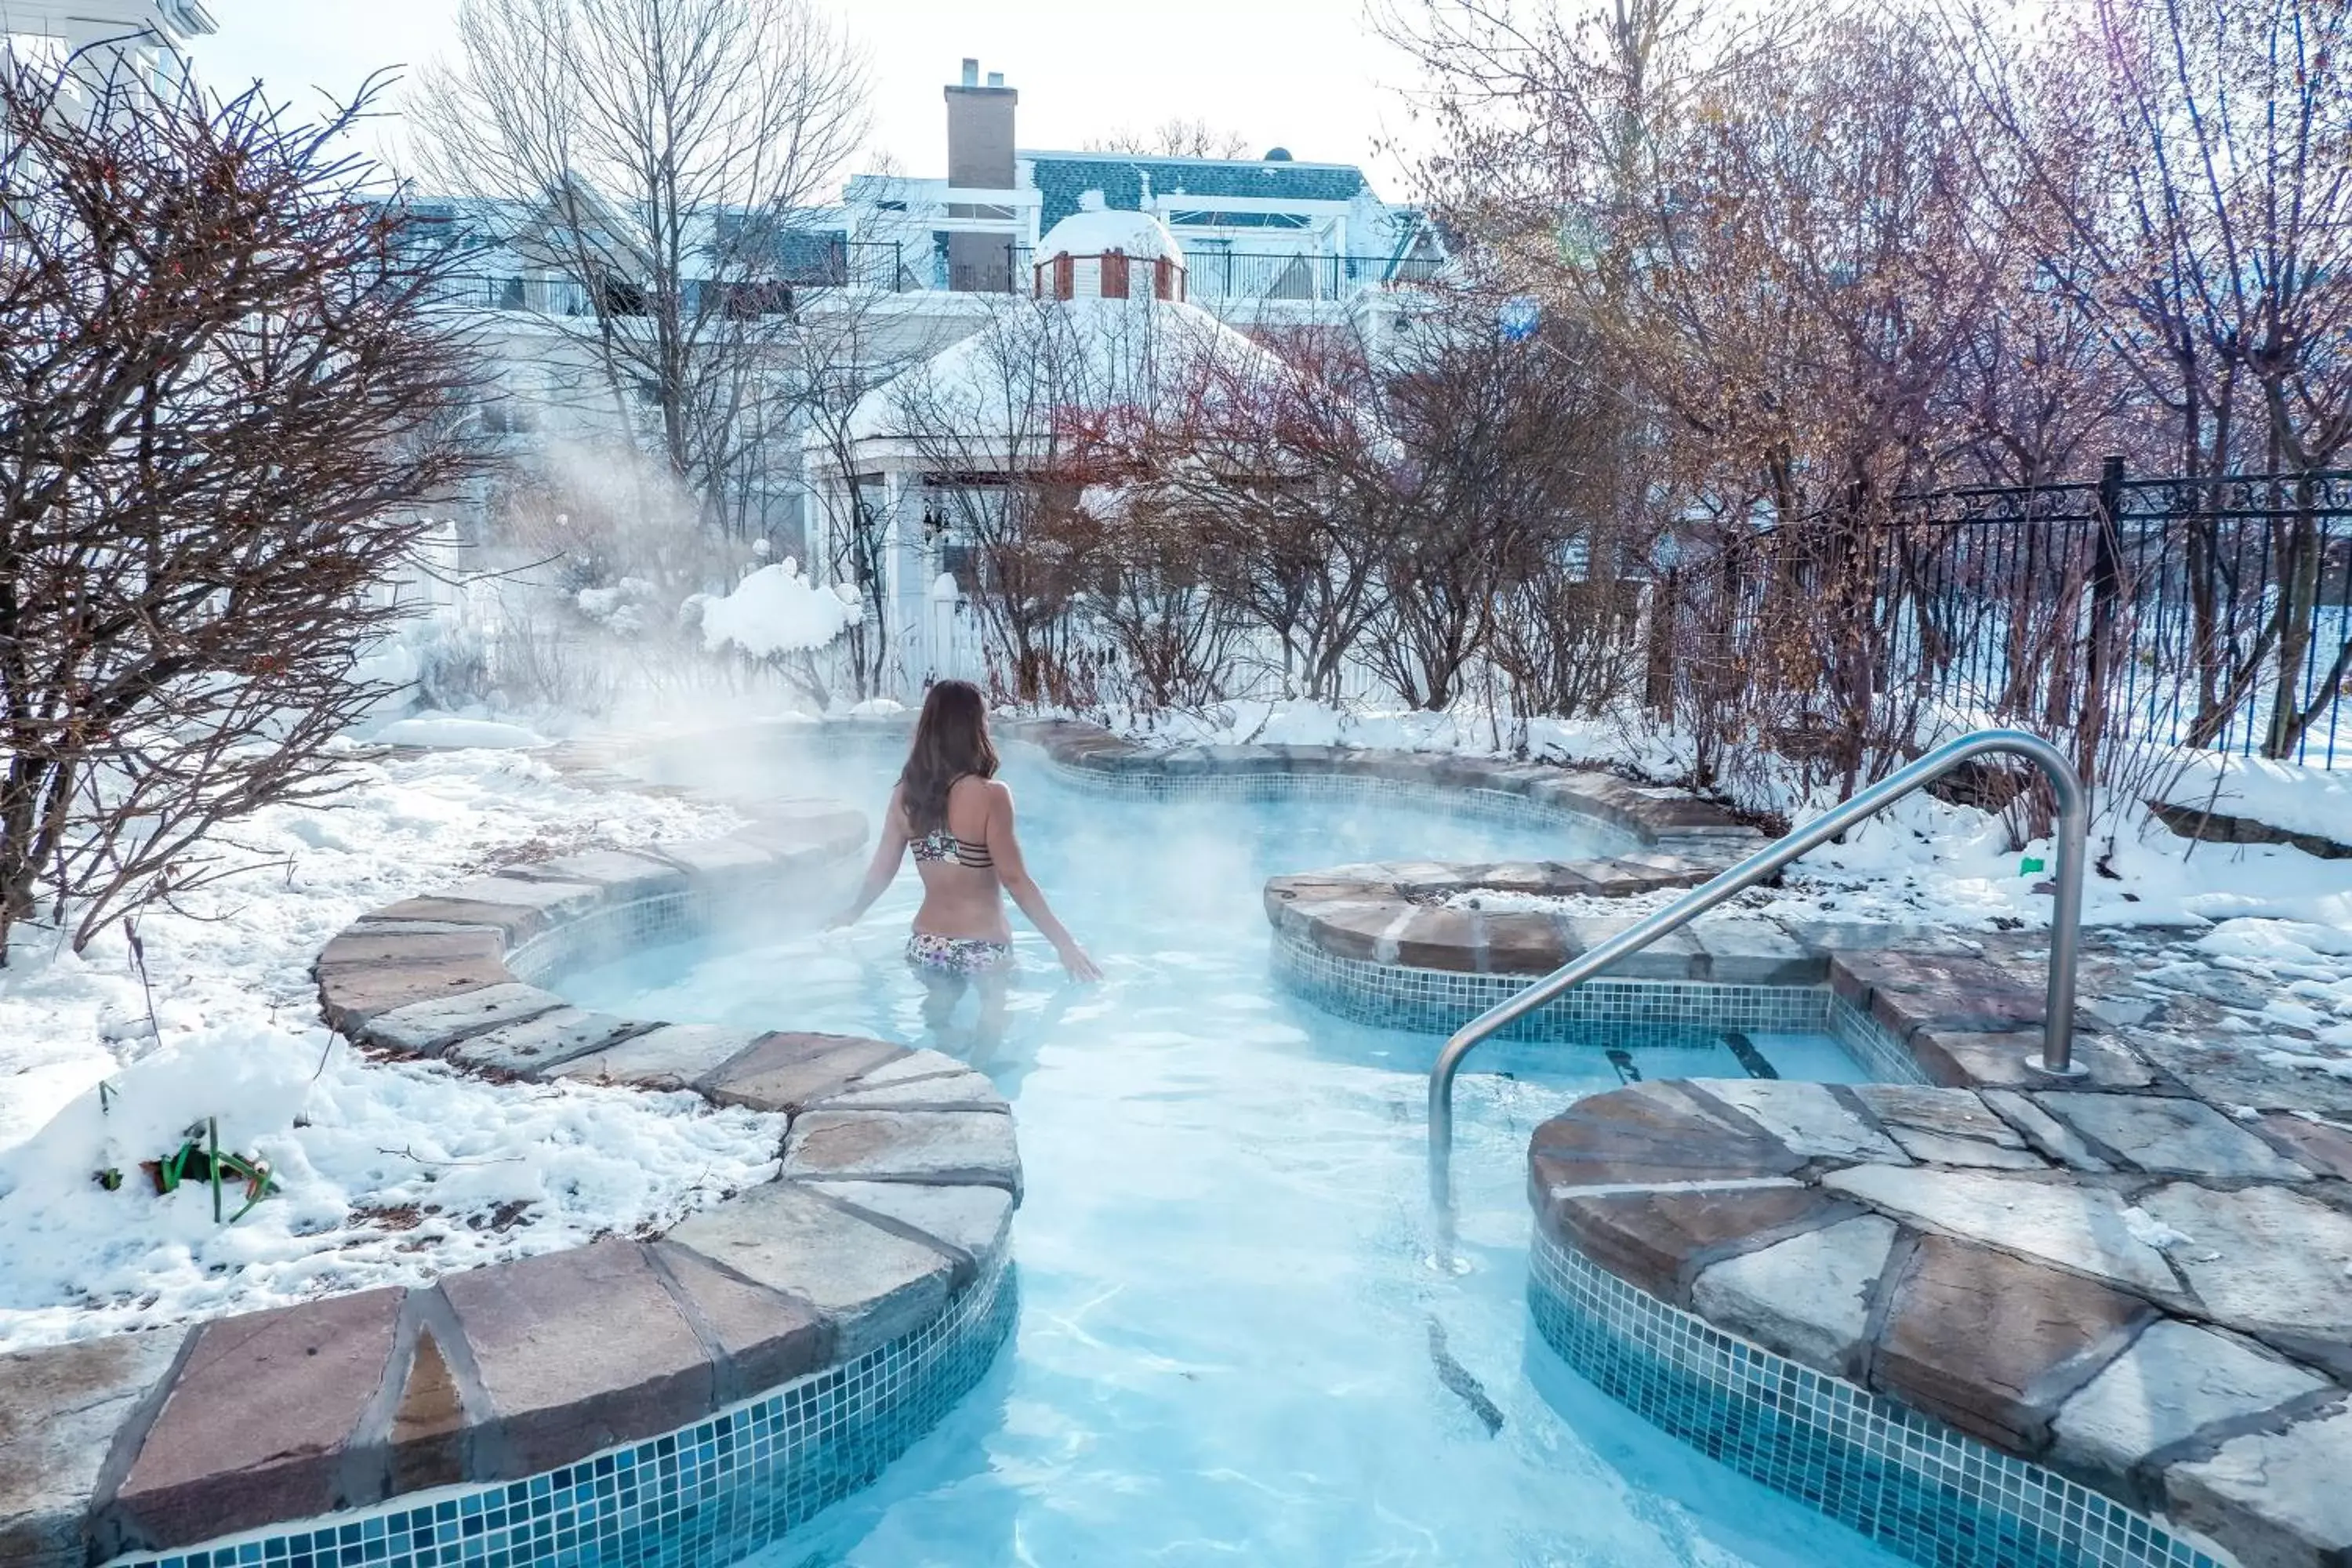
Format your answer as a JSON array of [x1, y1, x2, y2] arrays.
[[1033, 191, 1186, 303]]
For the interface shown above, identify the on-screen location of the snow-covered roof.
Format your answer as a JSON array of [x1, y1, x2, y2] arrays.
[[1036, 192, 1180, 264], [840, 294, 1294, 448]]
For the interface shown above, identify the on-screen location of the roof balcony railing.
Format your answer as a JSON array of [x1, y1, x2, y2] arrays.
[[421, 243, 1443, 310]]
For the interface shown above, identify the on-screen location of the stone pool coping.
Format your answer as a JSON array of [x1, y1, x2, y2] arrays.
[[1530, 946, 2352, 1568], [2, 757, 1025, 1567], [1004, 717, 1767, 849]]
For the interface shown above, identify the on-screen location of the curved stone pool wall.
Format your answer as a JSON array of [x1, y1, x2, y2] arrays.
[[1524, 1010, 2352, 1568], [1530, 1228, 2221, 1568], [1, 758, 1024, 1568]]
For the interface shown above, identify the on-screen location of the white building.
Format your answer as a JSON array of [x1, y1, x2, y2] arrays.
[[812, 200, 1311, 694], [841, 59, 1443, 311], [0, 0, 215, 104], [402, 57, 1442, 566]]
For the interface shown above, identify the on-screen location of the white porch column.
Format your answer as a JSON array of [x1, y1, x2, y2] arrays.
[[883, 471, 931, 701]]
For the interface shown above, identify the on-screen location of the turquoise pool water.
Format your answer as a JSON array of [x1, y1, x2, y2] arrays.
[[562, 746, 1899, 1568]]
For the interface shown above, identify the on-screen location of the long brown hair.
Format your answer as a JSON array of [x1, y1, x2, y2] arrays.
[[898, 680, 998, 835]]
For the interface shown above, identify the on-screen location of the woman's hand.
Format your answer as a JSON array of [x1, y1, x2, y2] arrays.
[[824, 909, 858, 931], [1056, 940, 1105, 983]]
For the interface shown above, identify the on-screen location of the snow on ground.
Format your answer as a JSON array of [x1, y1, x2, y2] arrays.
[[370, 713, 550, 750], [1141, 697, 2352, 934], [1145, 697, 2352, 1062], [2158, 752, 2352, 844], [0, 744, 780, 1352]]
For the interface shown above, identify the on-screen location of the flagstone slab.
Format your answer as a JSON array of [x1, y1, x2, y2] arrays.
[[1911, 1028, 2159, 1091], [2132, 1184, 2352, 1376], [804, 1181, 1017, 1284], [1545, 1183, 1852, 1305], [1531, 1083, 1804, 1197], [0, 1328, 191, 1568], [1980, 1090, 2115, 1173], [2256, 1113, 2352, 1181], [361, 982, 569, 1055], [2164, 1404, 2352, 1568], [1560, 917, 1705, 979], [1875, 1234, 2156, 1453], [1689, 919, 1826, 985], [1482, 913, 1572, 974], [369, 877, 605, 945], [442, 1007, 650, 1074], [437, 1240, 712, 1479], [647, 1243, 831, 1403], [107, 1290, 404, 1552], [698, 1032, 909, 1113], [1834, 951, 2051, 1039], [1691, 1214, 1899, 1377], [502, 848, 688, 898], [2036, 1092, 2313, 1181], [2052, 1320, 2328, 1497], [1820, 1165, 2183, 1299], [666, 1182, 956, 1358], [1853, 1084, 2045, 1168], [1689, 1079, 1908, 1164], [815, 1065, 1002, 1111], [317, 942, 515, 1031], [643, 838, 777, 880], [783, 1109, 1023, 1196], [552, 1023, 769, 1090], [2134, 1030, 2352, 1120]]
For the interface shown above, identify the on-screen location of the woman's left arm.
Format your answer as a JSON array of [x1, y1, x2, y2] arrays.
[[986, 783, 1103, 981], [829, 787, 912, 927]]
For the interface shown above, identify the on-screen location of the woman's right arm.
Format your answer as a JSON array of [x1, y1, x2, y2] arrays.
[[985, 782, 1103, 982], [829, 787, 911, 928]]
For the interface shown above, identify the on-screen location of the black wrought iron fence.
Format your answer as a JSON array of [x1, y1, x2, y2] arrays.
[[1653, 460, 2352, 779]]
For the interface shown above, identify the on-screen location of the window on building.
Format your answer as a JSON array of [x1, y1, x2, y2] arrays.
[[1165, 210, 1312, 230]]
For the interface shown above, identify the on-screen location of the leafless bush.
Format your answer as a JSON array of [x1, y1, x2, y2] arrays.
[[1073, 491, 1243, 715], [0, 62, 485, 958]]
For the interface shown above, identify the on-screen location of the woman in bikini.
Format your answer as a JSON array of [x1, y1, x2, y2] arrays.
[[829, 680, 1102, 992]]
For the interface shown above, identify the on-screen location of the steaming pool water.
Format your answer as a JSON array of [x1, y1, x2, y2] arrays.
[[561, 742, 1900, 1568]]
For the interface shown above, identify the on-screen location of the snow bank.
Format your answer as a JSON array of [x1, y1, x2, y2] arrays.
[[2157, 752, 2352, 844], [0, 1028, 779, 1349], [699, 561, 861, 659], [0, 746, 757, 1350], [373, 713, 548, 750]]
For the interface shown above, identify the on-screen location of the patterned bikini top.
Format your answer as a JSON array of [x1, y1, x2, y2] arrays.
[[910, 823, 993, 869]]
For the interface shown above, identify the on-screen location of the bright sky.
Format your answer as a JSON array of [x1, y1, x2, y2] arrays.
[[184, 0, 1433, 197]]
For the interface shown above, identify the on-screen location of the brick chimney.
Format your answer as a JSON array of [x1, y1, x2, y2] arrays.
[[944, 59, 1017, 291], [945, 58, 1015, 187]]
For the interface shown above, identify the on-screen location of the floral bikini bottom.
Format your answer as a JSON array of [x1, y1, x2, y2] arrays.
[[906, 931, 1014, 978]]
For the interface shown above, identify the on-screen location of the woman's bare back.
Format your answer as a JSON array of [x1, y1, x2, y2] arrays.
[[906, 775, 1009, 942]]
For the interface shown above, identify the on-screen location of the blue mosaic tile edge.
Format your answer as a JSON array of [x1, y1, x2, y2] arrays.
[[1270, 924, 1825, 1044], [103, 1263, 1018, 1568], [1527, 1230, 2221, 1568]]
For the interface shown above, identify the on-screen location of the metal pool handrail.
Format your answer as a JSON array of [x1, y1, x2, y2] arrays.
[[1427, 728, 2089, 1210]]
